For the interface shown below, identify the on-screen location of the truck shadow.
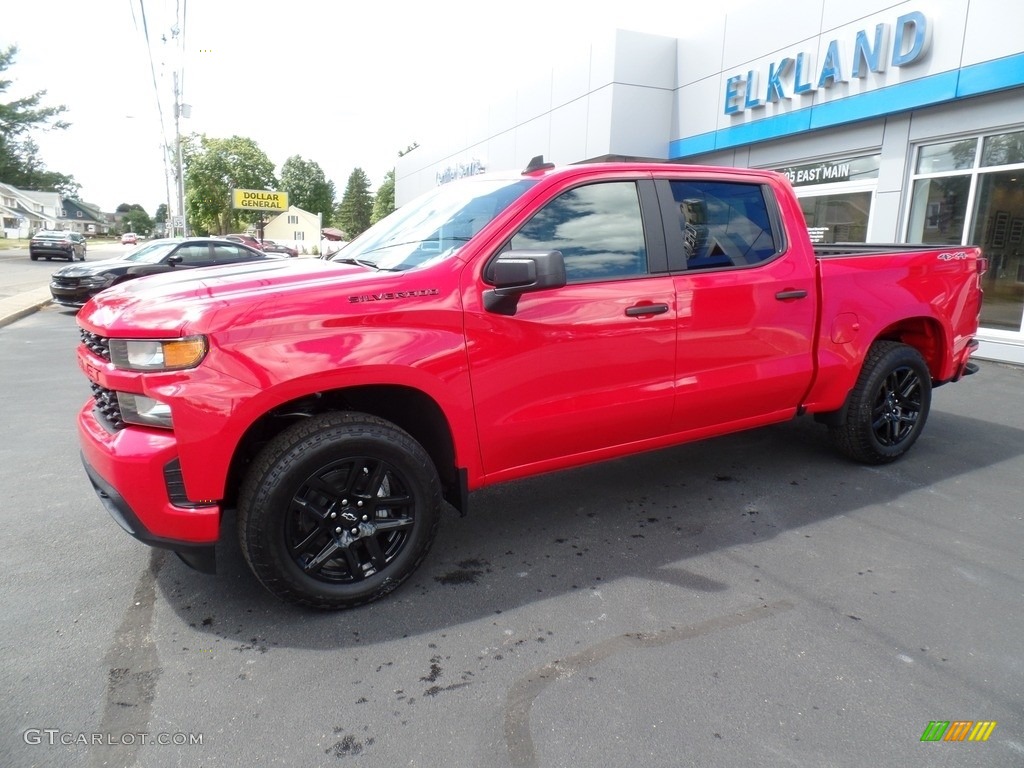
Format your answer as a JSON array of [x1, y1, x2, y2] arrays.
[[155, 402, 1023, 648]]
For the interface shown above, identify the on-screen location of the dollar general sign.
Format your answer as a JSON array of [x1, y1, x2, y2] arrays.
[[232, 189, 289, 212]]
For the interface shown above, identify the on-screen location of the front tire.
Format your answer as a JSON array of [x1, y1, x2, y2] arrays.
[[830, 341, 932, 464], [238, 412, 442, 609]]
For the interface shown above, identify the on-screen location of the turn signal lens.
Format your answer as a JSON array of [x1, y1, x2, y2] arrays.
[[109, 336, 207, 371]]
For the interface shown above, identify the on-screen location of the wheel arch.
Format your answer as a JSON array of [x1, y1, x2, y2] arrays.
[[814, 317, 946, 426], [874, 315, 948, 380], [225, 384, 466, 514]]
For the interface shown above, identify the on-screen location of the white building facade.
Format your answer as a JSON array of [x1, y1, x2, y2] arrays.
[[396, 0, 1024, 364]]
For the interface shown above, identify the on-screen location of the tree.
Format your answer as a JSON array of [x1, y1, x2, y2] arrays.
[[122, 207, 155, 237], [280, 155, 335, 225], [152, 202, 169, 236], [181, 134, 277, 235], [371, 170, 395, 224], [335, 168, 373, 238], [0, 46, 76, 194]]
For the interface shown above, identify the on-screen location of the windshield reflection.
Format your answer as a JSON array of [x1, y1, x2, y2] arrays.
[[330, 177, 535, 271]]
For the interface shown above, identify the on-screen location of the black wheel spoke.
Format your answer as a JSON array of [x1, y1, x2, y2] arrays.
[[340, 543, 366, 581], [305, 474, 350, 499], [371, 516, 415, 534], [363, 536, 388, 572], [303, 540, 342, 574], [291, 494, 329, 523], [289, 526, 324, 557], [363, 460, 387, 495], [369, 493, 413, 515]]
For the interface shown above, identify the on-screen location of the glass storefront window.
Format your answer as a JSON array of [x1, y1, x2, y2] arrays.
[[981, 131, 1024, 167], [908, 132, 1024, 332], [915, 139, 977, 173], [970, 170, 1024, 331], [906, 176, 971, 245], [799, 191, 872, 243]]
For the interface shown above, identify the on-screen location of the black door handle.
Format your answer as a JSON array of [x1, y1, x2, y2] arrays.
[[625, 303, 669, 317], [775, 290, 808, 300]]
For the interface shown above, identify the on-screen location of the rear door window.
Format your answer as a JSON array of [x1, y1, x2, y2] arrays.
[[666, 181, 779, 270]]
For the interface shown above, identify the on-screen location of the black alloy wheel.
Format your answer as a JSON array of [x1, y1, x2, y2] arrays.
[[830, 341, 932, 464], [871, 364, 925, 448], [284, 455, 415, 584], [238, 412, 442, 609]]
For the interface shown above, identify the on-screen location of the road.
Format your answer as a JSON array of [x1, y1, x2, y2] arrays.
[[0, 241, 125, 300], [1, 297, 1022, 767]]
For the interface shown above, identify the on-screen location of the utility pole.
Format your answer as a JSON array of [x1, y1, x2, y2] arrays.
[[174, 71, 188, 237]]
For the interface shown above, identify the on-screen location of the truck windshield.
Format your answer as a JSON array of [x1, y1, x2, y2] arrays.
[[330, 176, 536, 271]]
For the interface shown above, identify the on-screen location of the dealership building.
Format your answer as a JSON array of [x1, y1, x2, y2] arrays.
[[395, 0, 1024, 364]]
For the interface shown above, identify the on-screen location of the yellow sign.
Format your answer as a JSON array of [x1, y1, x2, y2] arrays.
[[231, 189, 289, 212]]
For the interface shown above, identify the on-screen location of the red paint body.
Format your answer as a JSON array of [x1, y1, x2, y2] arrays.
[[75, 163, 984, 550]]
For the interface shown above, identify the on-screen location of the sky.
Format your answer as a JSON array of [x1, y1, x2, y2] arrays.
[[4, 0, 746, 215]]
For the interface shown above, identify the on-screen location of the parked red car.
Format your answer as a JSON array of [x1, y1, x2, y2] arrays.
[[224, 234, 264, 251], [261, 239, 299, 257]]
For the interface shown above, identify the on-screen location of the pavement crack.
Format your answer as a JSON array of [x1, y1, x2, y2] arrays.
[[503, 600, 794, 768], [90, 549, 166, 768]]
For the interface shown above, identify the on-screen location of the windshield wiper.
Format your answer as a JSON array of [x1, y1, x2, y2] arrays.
[[362, 237, 472, 256], [332, 257, 380, 270]]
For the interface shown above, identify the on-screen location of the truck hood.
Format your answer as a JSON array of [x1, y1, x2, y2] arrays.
[[77, 258, 421, 335]]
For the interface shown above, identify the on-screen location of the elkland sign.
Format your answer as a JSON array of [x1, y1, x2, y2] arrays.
[[723, 10, 930, 115]]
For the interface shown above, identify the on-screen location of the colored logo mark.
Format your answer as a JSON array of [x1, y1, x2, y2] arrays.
[[920, 721, 997, 742]]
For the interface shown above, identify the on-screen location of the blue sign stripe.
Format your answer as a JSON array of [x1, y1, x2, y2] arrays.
[[669, 53, 1024, 160]]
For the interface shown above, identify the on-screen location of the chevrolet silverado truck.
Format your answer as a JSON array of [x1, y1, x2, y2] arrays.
[[75, 158, 985, 609]]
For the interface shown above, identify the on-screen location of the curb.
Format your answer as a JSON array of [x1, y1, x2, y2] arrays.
[[0, 288, 54, 329]]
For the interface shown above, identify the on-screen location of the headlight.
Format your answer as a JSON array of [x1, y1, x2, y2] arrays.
[[117, 393, 173, 428], [80, 275, 114, 287], [108, 336, 207, 371]]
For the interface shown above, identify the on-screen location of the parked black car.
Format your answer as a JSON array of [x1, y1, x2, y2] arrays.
[[49, 237, 278, 308], [30, 230, 87, 261]]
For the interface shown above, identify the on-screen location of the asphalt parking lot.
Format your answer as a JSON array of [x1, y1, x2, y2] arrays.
[[1, 263, 1022, 767]]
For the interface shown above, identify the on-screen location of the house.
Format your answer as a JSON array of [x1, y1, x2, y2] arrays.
[[61, 199, 110, 236], [0, 181, 112, 238], [0, 182, 60, 237], [263, 205, 323, 255]]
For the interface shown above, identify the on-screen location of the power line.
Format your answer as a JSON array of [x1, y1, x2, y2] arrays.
[[137, 0, 176, 228]]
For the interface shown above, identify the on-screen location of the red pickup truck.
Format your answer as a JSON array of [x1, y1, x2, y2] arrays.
[[75, 159, 985, 609]]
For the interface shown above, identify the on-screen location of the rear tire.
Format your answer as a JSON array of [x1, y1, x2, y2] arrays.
[[238, 412, 442, 609], [829, 341, 932, 464]]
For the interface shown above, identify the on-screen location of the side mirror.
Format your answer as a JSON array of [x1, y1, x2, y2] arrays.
[[484, 250, 566, 315], [166, 254, 183, 267]]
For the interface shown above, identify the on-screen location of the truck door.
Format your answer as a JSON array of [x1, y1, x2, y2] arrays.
[[463, 179, 677, 479], [659, 178, 817, 432]]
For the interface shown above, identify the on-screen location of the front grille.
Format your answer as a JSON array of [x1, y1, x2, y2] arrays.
[[54, 276, 80, 288], [80, 329, 110, 360], [90, 383, 124, 430]]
